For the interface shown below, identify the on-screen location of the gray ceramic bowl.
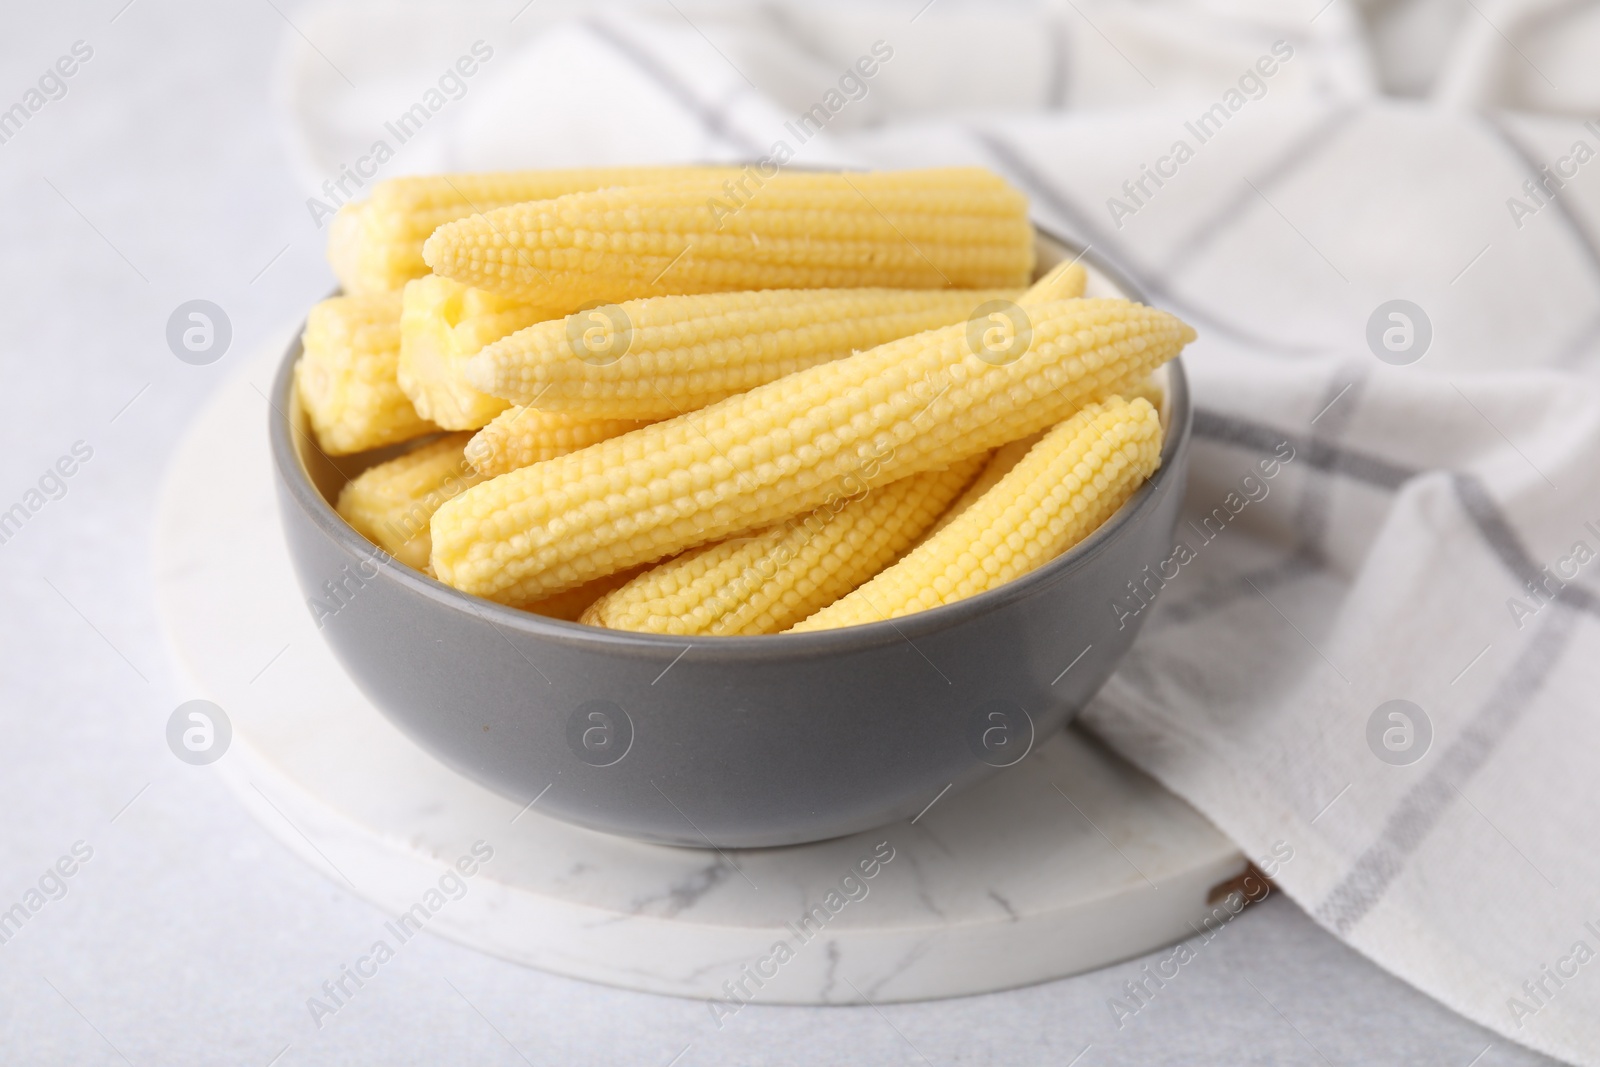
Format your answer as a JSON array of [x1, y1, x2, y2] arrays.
[[270, 229, 1191, 848]]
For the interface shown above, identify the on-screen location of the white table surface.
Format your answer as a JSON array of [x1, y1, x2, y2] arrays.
[[0, 2, 1564, 1064]]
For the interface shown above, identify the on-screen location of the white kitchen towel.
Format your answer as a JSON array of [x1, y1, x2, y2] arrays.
[[278, 2, 1600, 1062]]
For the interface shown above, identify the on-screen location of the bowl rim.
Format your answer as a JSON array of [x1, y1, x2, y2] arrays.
[[270, 227, 1192, 662]]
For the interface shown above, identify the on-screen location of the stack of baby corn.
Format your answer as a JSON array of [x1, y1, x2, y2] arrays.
[[298, 165, 1193, 633]]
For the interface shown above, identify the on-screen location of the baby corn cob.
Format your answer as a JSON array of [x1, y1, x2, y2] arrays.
[[524, 566, 649, 622], [791, 397, 1163, 631], [398, 276, 559, 431], [1124, 372, 1165, 410], [582, 456, 986, 636], [336, 433, 482, 572], [465, 407, 647, 477], [429, 298, 1194, 606], [328, 166, 740, 295], [296, 292, 434, 455], [464, 287, 1021, 418], [919, 432, 1042, 544], [1027, 258, 1087, 301], [421, 168, 1035, 307]]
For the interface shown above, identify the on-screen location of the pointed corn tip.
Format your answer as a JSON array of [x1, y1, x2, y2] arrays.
[[420, 224, 451, 272], [459, 349, 496, 394], [419, 230, 444, 271]]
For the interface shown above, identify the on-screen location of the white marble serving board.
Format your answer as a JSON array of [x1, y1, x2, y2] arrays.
[[150, 335, 1246, 1004]]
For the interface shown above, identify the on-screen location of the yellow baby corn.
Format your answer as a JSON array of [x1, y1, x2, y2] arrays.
[[328, 166, 740, 295], [919, 432, 1042, 544], [1027, 258, 1087, 301], [336, 433, 482, 572], [791, 397, 1162, 631], [398, 276, 559, 431], [429, 297, 1193, 606], [421, 168, 1035, 307], [581, 456, 985, 636], [296, 292, 434, 455], [524, 566, 649, 623], [1124, 372, 1165, 410], [465, 287, 1020, 418], [465, 407, 647, 478]]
